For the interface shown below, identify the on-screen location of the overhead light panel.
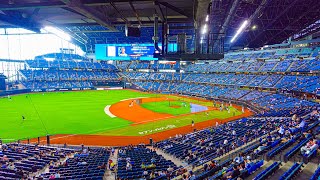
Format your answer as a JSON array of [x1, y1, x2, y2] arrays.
[[205, 15, 209, 22], [230, 20, 248, 43], [43, 26, 71, 41], [202, 24, 207, 34], [252, 25, 257, 30]]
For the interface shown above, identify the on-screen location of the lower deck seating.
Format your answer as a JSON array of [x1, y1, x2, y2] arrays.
[[310, 165, 320, 180], [156, 118, 291, 165], [40, 148, 109, 180], [279, 162, 304, 180], [117, 146, 178, 179], [253, 161, 281, 180], [284, 135, 312, 161], [0, 143, 73, 179]]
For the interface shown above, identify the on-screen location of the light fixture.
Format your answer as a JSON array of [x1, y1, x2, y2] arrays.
[[252, 25, 257, 30], [202, 24, 207, 34], [230, 20, 249, 43], [205, 15, 209, 22], [43, 26, 71, 41]]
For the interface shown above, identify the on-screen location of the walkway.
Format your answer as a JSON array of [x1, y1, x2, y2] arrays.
[[103, 148, 118, 180], [148, 146, 189, 169]]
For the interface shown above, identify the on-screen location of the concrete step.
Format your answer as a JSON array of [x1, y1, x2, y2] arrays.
[[246, 160, 275, 179], [269, 161, 294, 179], [103, 149, 118, 180], [148, 146, 188, 169], [295, 162, 319, 180]]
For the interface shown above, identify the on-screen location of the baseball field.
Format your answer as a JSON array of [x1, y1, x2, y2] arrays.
[[0, 90, 253, 146]]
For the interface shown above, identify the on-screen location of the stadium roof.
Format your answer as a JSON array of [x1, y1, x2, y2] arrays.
[[0, 0, 319, 52]]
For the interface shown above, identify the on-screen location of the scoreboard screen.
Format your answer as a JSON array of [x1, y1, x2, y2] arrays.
[[96, 44, 158, 60]]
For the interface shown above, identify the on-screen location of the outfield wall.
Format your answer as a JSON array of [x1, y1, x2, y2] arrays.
[[0, 89, 31, 97], [32, 87, 94, 92]]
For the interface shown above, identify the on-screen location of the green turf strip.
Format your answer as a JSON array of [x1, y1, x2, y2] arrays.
[[141, 100, 191, 116]]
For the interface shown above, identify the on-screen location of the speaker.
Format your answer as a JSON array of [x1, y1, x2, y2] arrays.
[[125, 26, 141, 37]]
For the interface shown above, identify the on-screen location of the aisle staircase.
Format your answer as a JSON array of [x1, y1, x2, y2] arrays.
[[103, 149, 118, 180]]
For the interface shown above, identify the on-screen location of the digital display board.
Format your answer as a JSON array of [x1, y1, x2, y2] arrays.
[[95, 44, 157, 60], [95, 43, 177, 60]]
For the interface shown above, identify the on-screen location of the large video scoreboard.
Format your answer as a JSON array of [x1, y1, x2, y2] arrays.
[[95, 44, 158, 60], [95, 43, 177, 60]]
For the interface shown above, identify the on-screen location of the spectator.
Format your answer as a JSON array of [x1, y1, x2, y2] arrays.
[[111, 147, 115, 156], [234, 152, 244, 163], [77, 161, 87, 166], [223, 164, 240, 179], [8, 163, 15, 170], [49, 174, 55, 179], [254, 139, 272, 154], [151, 156, 156, 164], [142, 168, 148, 177], [1, 155, 8, 162], [301, 139, 318, 155], [110, 162, 116, 171], [278, 126, 285, 136], [126, 162, 132, 170], [98, 163, 106, 169], [232, 130, 236, 137], [54, 171, 61, 178], [210, 160, 216, 169], [140, 162, 146, 168], [167, 166, 174, 173], [245, 156, 253, 168], [299, 119, 306, 131], [223, 139, 228, 145], [150, 170, 156, 179]]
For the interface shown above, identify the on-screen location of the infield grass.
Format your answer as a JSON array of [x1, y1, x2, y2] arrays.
[[141, 100, 191, 115]]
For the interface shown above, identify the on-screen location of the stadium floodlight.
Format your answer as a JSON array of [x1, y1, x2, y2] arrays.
[[230, 20, 248, 43], [43, 26, 71, 41], [252, 25, 257, 30], [205, 15, 209, 22], [202, 24, 208, 34]]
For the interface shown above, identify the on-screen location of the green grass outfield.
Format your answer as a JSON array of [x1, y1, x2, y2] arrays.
[[0, 90, 243, 142]]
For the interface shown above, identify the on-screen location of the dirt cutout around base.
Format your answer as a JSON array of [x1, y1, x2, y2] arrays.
[[170, 105, 181, 108]]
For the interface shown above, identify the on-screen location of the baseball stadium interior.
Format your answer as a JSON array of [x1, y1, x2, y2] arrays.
[[0, 0, 320, 179]]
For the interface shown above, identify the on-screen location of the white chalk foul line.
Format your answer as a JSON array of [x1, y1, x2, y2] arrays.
[[104, 105, 116, 118], [119, 97, 149, 101]]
